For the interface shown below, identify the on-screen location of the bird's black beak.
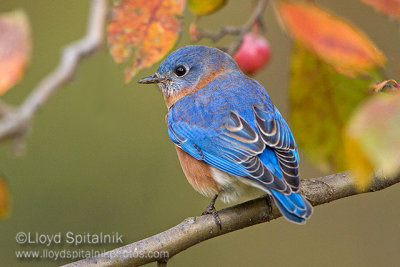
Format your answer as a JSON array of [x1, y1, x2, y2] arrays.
[[138, 74, 163, 84]]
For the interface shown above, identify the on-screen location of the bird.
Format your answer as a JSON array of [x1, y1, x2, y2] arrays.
[[138, 45, 313, 224]]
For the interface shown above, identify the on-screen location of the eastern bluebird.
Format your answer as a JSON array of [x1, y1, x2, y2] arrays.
[[138, 45, 313, 224]]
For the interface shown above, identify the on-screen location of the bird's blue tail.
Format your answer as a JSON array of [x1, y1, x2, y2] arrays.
[[270, 189, 313, 224]]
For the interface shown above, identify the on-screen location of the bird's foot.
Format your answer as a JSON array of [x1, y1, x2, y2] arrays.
[[265, 194, 273, 222], [201, 194, 222, 230], [201, 204, 216, 216]]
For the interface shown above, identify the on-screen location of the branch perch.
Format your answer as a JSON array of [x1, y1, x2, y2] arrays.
[[63, 171, 400, 267], [0, 0, 108, 143]]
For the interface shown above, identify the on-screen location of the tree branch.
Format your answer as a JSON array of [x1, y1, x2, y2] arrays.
[[63, 171, 400, 267], [0, 0, 108, 143], [193, 0, 268, 55]]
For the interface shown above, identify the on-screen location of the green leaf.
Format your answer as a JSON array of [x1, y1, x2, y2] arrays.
[[289, 43, 382, 171]]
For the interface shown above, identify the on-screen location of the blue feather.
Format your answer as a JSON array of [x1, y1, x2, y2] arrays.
[[271, 190, 307, 224]]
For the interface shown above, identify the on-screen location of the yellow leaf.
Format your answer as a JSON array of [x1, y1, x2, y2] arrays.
[[345, 91, 400, 189], [0, 10, 31, 95], [278, 2, 386, 77], [343, 134, 374, 190], [188, 0, 227, 16], [107, 0, 185, 83]]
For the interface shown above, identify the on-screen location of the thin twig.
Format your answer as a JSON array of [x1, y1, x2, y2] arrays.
[[195, 26, 242, 43], [193, 0, 268, 55], [0, 0, 108, 143], [63, 171, 400, 267], [227, 0, 268, 55]]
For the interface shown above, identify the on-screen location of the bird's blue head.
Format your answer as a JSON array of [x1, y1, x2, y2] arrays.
[[138, 45, 239, 107]]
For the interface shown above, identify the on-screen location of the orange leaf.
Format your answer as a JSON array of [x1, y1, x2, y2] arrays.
[[108, 0, 185, 83], [0, 175, 10, 218], [0, 10, 31, 95], [278, 2, 386, 77], [362, 0, 400, 19]]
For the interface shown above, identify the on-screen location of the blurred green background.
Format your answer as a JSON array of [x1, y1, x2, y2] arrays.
[[1, 0, 400, 266]]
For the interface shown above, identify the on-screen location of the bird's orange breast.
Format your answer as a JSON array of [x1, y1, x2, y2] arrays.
[[174, 146, 220, 197]]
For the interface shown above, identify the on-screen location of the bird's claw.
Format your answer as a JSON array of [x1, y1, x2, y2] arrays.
[[265, 194, 273, 222], [202, 203, 216, 215], [211, 211, 222, 230], [202, 194, 222, 230], [202, 208, 222, 231]]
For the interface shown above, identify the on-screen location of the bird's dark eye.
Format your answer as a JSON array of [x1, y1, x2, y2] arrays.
[[174, 65, 187, 77]]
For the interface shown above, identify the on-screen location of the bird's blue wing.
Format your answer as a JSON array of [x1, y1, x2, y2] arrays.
[[168, 107, 293, 195], [253, 105, 300, 191]]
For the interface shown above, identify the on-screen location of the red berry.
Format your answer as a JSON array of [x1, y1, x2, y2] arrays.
[[233, 33, 271, 74]]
